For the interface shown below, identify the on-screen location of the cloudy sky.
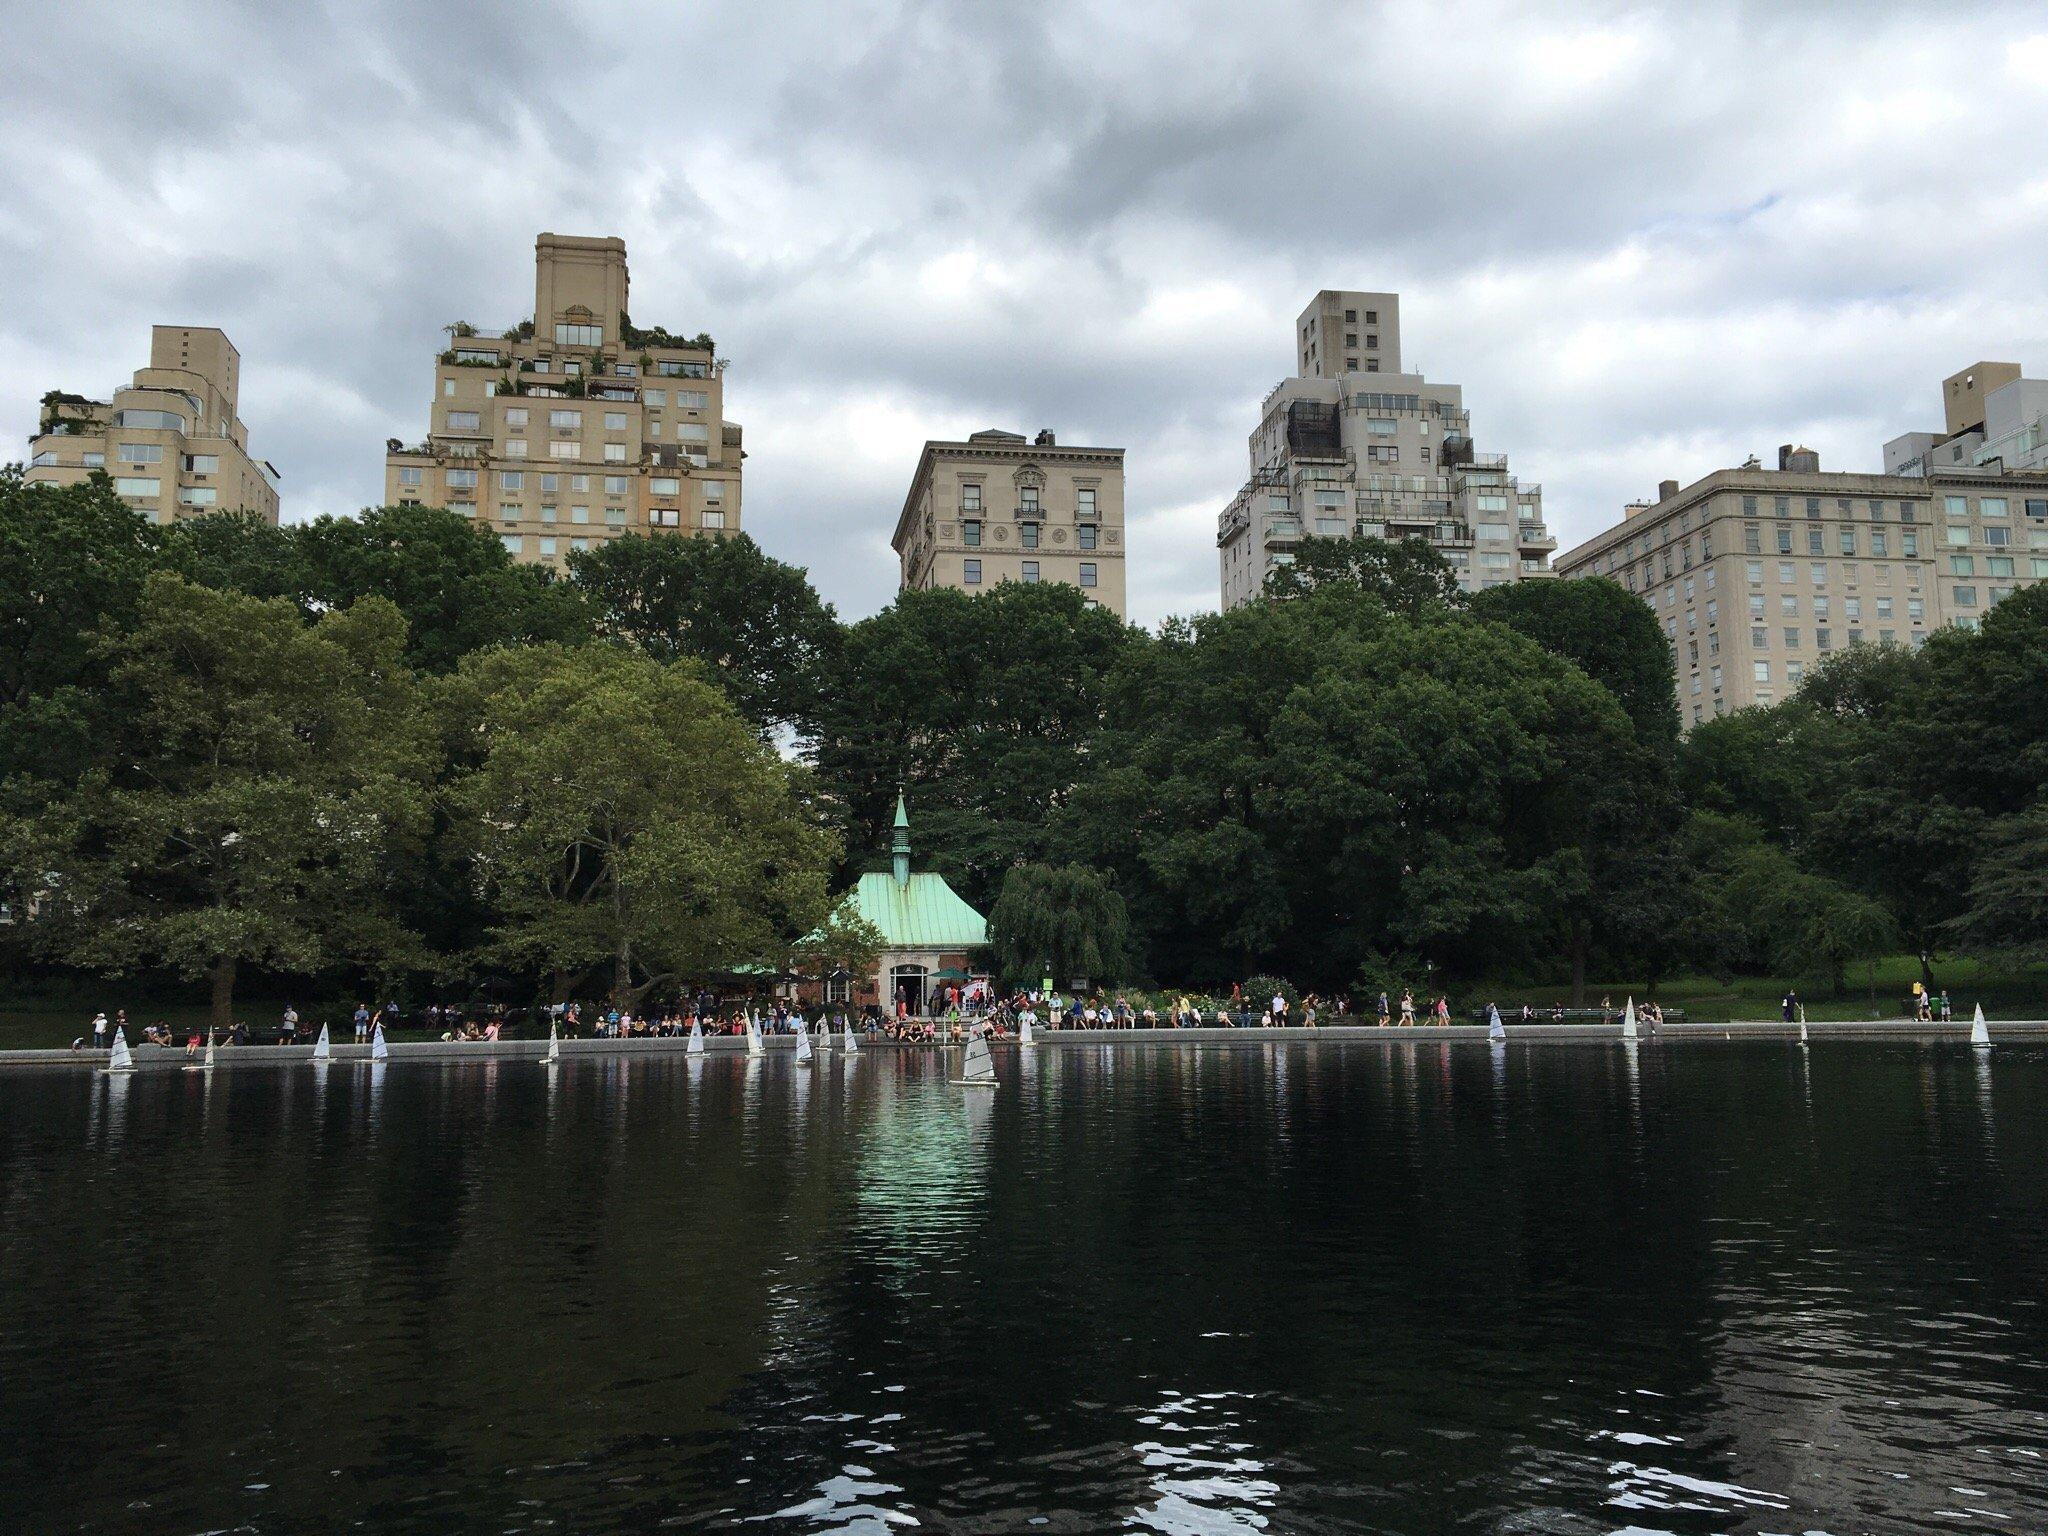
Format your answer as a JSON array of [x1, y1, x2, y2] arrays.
[[5, 1, 2045, 626]]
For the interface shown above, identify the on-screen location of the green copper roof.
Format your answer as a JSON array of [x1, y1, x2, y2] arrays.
[[852, 870, 987, 950]]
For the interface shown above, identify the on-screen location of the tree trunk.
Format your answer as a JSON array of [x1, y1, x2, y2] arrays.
[[613, 939, 632, 1005], [1919, 950, 1935, 989], [1832, 958, 1847, 999], [211, 956, 237, 1034], [1569, 928, 1588, 1007]]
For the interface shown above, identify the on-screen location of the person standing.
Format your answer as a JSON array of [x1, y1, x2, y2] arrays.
[[1377, 992, 1391, 1028], [352, 1002, 370, 1045], [1399, 989, 1415, 1027], [1270, 991, 1288, 1027], [1938, 990, 1952, 1023], [91, 1011, 109, 1050]]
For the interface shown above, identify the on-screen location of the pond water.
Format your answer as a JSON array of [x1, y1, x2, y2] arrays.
[[1, 1041, 2043, 1534]]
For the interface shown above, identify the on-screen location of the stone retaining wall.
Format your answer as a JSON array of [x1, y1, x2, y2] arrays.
[[2, 1018, 2040, 1071]]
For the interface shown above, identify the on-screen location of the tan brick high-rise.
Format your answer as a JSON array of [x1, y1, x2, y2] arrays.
[[893, 430, 1127, 617], [27, 325, 279, 524], [384, 234, 742, 566]]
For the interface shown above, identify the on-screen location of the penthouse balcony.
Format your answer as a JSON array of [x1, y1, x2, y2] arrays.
[[1517, 522, 1557, 548]]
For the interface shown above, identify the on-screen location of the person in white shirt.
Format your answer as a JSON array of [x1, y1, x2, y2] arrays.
[[92, 1012, 109, 1049], [1271, 993, 1288, 1025]]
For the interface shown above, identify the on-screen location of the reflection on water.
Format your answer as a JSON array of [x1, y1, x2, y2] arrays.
[[1, 1041, 2044, 1533]]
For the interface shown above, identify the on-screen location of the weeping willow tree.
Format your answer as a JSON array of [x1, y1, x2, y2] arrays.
[[987, 862, 1130, 989]]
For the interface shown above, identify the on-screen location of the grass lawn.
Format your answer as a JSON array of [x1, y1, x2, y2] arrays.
[[0, 999, 504, 1053], [1502, 953, 2048, 1022]]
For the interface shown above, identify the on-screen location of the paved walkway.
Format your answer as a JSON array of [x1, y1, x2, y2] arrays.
[[2, 1018, 2039, 1071]]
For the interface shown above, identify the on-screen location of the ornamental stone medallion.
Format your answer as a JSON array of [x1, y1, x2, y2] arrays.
[[994, 525, 1009, 541], [1052, 528, 1067, 543]]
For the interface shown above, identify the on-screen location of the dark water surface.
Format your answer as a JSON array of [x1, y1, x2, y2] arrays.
[[2, 1041, 2043, 1534]]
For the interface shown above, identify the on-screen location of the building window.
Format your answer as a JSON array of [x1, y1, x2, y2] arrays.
[[652, 477, 680, 495], [1902, 532, 1919, 556], [703, 481, 724, 503], [1950, 555, 1975, 576], [539, 537, 558, 558], [551, 442, 579, 460], [450, 469, 481, 491], [603, 444, 626, 462], [446, 411, 481, 431], [178, 487, 217, 506], [963, 520, 981, 547], [501, 534, 524, 554], [398, 467, 423, 487], [1871, 531, 1888, 556], [1020, 522, 1039, 549], [703, 510, 726, 530], [553, 323, 601, 346], [449, 502, 475, 518], [1753, 661, 1771, 684], [505, 439, 528, 458], [118, 443, 164, 463], [1953, 585, 1977, 608], [1985, 525, 2010, 547], [1080, 562, 1098, 588], [183, 453, 218, 474], [571, 506, 590, 524], [1776, 528, 1793, 553], [1020, 487, 1040, 513], [1078, 488, 1097, 516], [1022, 561, 1040, 583], [505, 408, 529, 427], [548, 410, 581, 429], [963, 558, 982, 585], [1079, 523, 1097, 549], [961, 484, 982, 511], [604, 412, 627, 430], [605, 475, 628, 495]]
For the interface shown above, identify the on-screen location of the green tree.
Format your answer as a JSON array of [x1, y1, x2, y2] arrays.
[[0, 469, 159, 781], [1264, 533, 1463, 616], [1471, 576, 1680, 748], [811, 582, 1136, 906], [987, 862, 1131, 988], [1946, 804, 2048, 964], [0, 574, 431, 1029], [297, 504, 591, 672], [156, 509, 309, 601], [567, 531, 840, 738], [440, 644, 839, 1005]]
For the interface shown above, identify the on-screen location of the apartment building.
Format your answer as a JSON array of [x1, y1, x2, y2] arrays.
[[893, 429, 1127, 617], [27, 325, 279, 524], [1885, 360, 2048, 477], [384, 233, 741, 567], [1217, 290, 1555, 608], [1555, 447, 2048, 729]]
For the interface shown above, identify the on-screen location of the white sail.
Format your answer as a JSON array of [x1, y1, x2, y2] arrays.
[[812, 1018, 829, 1052], [1019, 1012, 1036, 1047], [746, 1019, 764, 1058], [957, 1030, 996, 1084], [546, 1020, 561, 1065], [1970, 1003, 1992, 1050], [794, 1025, 813, 1065], [311, 1022, 331, 1062], [370, 1021, 389, 1062], [106, 1027, 135, 1073], [204, 1028, 217, 1070], [844, 1020, 860, 1053], [1487, 1004, 1506, 1044], [686, 1020, 705, 1057], [1621, 996, 1639, 1043]]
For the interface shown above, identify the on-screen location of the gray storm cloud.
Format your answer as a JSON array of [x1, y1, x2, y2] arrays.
[[3, 0, 2044, 626]]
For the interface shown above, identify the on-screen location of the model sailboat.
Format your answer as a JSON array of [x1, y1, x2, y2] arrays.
[[953, 1029, 997, 1087]]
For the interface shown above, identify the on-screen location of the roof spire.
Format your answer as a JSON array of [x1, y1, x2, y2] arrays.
[[891, 790, 911, 886]]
